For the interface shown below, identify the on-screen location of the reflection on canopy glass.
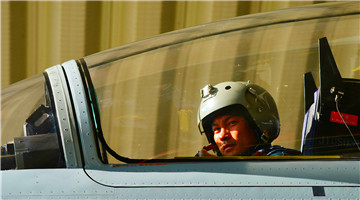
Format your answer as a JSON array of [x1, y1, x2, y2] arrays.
[[84, 3, 360, 163]]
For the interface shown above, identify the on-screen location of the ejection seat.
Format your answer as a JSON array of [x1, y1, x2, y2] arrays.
[[301, 37, 360, 156]]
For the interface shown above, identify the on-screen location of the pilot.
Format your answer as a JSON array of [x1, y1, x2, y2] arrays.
[[197, 81, 301, 156]]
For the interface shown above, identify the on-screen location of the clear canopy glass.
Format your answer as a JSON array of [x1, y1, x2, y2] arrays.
[[84, 2, 360, 163], [1, 75, 46, 143]]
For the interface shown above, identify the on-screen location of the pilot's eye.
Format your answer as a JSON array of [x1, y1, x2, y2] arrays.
[[213, 127, 221, 133], [228, 120, 238, 126]]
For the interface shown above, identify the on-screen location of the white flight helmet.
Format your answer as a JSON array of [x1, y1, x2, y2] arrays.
[[198, 81, 280, 146]]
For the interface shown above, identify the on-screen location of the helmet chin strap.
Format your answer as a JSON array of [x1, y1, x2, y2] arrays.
[[241, 132, 270, 156], [260, 131, 270, 144]]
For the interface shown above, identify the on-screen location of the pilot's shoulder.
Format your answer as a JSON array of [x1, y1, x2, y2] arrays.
[[254, 145, 301, 156]]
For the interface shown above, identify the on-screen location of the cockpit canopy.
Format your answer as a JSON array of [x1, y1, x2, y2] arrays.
[[1, 2, 359, 169]]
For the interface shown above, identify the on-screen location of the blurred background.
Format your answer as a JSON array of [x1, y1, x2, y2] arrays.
[[1, 1, 329, 88]]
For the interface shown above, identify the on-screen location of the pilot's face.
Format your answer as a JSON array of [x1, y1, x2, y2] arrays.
[[212, 115, 258, 156]]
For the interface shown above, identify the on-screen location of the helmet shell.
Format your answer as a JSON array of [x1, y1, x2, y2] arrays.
[[198, 81, 280, 144]]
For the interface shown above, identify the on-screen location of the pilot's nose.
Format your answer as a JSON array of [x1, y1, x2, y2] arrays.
[[219, 128, 230, 141]]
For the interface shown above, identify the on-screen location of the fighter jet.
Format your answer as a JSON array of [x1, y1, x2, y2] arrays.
[[1, 2, 359, 199]]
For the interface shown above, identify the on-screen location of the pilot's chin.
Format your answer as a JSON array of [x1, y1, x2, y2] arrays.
[[221, 150, 236, 156]]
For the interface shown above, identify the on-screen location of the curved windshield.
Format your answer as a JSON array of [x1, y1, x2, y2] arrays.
[[1, 75, 46, 142], [84, 2, 360, 163], [1, 74, 65, 169]]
